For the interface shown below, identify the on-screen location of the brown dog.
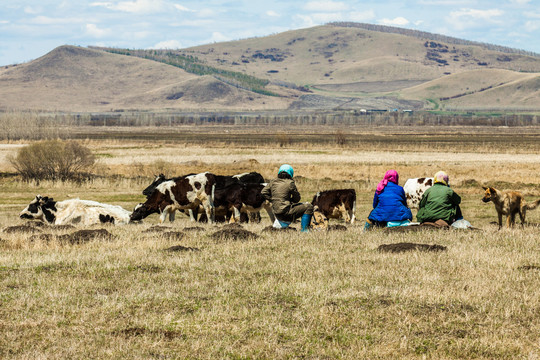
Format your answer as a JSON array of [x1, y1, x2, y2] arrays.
[[482, 186, 540, 228]]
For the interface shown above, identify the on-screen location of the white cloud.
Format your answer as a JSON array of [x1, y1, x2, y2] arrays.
[[90, 0, 166, 13], [379, 17, 410, 26], [85, 23, 111, 38], [446, 8, 504, 30], [510, 0, 531, 4], [524, 20, 540, 32], [206, 32, 230, 43], [0, 20, 10, 24], [174, 4, 194, 12], [525, 12, 540, 19], [150, 39, 182, 49], [30, 16, 83, 25], [348, 10, 376, 22], [24, 6, 41, 15], [266, 10, 280, 17], [304, 1, 349, 12], [418, 0, 474, 5], [197, 8, 219, 18]]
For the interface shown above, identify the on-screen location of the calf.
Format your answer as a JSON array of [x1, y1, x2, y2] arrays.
[[403, 177, 433, 210], [131, 172, 216, 223], [20, 195, 131, 226], [312, 189, 356, 224]]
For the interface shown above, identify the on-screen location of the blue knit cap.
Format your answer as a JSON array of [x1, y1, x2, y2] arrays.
[[278, 164, 294, 178]]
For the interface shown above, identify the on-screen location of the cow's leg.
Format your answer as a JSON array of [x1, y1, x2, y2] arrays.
[[188, 208, 196, 222], [350, 200, 356, 224], [498, 212, 503, 229], [230, 207, 242, 223], [168, 210, 176, 222]]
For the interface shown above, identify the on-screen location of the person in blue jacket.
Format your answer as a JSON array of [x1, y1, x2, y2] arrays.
[[364, 169, 412, 229]]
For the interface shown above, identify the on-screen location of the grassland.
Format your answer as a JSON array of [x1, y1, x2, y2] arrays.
[[1, 126, 540, 359]]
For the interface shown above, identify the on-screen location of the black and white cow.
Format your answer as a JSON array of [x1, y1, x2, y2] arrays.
[[131, 172, 216, 223], [20, 195, 131, 225], [312, 189, 356, 224], [403, 177, 433, 210]]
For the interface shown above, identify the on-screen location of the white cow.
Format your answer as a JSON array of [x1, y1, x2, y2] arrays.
[[20, 195, 131, 226], [403, 177, 434, 210]]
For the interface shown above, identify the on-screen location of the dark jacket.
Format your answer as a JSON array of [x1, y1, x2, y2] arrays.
[[261, 178, 301, 216], [368, 182, 412, 222], [416, 183, 461, 224]]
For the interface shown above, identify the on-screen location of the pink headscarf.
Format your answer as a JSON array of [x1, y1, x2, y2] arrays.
[[376, 169, 399, 194]]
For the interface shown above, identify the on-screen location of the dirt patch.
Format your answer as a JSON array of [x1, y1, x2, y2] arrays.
[[3, 225, 43, 234], [211, 228, 259, 241], [518, 265, 540, 271], [165, 245, 200, 252], [183, 226, 206, 232], [221, 223, 244, 229], [161, 231, 185, 240], [378, 242, 447, 253], [262, 226, 297, 232], [58, 229, 113, 244], [383, 223, 450, 232], [113, 327, 185, 340], [327, 224, 348, 231]]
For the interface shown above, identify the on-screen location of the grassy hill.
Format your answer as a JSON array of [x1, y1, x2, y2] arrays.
[[2, 23, 540, 112]]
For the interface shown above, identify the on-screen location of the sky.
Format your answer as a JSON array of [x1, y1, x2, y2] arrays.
[[1, 0, 539, 66]]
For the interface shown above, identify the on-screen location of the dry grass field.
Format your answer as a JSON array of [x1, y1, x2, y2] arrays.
[[1, 126, 540, 359]]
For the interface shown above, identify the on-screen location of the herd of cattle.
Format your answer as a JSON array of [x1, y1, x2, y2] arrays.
[[19, 171, 434, 227]]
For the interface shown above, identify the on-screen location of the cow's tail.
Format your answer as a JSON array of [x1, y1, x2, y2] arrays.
[[524, 199, 540, 210]]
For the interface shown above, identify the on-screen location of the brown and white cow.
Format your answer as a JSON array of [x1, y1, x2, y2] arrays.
[[312, 189, 356, 224], [130, 172, 216, 223], [403, 177, 433, 209]]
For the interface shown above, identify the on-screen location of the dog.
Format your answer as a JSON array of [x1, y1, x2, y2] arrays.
[[482, 186, 540, 228]]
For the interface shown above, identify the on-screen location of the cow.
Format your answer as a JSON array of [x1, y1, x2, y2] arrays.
[[403, 177, 433, 210], [130, 172, 216, 223], [311, 189, 356, 224], [233, 172, 265, 184], [20, 195, 131, 226]]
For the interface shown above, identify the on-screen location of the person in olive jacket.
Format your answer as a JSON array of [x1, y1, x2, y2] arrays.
[[416, 171, 463, 225], [261, 164, 314, 232]]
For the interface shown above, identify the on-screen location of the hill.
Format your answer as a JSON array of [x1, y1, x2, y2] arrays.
[[0, 46, 293, 112], [2, 23, 540, 112]]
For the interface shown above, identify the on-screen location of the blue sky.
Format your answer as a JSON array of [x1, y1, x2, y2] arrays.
[[1, 0, 539, 66]]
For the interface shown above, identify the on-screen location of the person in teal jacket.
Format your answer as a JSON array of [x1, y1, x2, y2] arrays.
[[416, 171, 463, 225]]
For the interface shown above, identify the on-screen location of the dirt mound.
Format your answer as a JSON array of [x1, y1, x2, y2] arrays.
[[517, 265, 540, 271], [161, 231, 185, 240], [3, 225, 42, 234], [58, 229, 113, 244], [262, 226, 297, 232], [49, 224, 76, 231], [378, 242, 447, 253], [29, 233, 55, 242], [183, 226, 206, 232], [327, 224, 348, 231], [165, 245, 200, 252], [211, 228, 259, 241], [221, 223, 243, 229], [142, 225, 171, 233]]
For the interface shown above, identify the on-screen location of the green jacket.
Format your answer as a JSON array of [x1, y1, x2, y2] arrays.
[[261, 178, 301, 216], [416, 183, 461, 224]]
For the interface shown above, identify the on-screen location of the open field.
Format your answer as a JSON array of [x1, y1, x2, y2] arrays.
[[1, 126, 540, 358]]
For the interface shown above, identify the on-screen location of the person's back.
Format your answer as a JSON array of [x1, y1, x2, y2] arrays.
[[262, 177, 300, 216], [369, 182, 412, 223], [417, 172, 461, 224]]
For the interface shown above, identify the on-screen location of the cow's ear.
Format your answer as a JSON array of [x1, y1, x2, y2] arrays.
[[489, 187, 496, 192], [42, 196, 49, 203], [482, 186, 488, 190]]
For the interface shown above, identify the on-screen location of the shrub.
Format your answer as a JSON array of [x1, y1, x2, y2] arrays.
[[9, 140, 95, 181]]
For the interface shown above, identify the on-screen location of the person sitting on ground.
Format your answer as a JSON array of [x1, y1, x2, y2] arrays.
[[416, 170, 462, 226], [261, 164, 314, 232], [364, 169, 412, 230]]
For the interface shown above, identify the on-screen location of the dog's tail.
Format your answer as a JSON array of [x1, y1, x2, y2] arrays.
[[524, 199, 540, 210]]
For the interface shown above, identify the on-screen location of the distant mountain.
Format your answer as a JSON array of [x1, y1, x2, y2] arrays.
[[1, 23, 540, 112]]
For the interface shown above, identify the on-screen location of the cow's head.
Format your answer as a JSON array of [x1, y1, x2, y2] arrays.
[[142, 174, 167, 197], [482, 187, 497, 203], [20, 195, 57, 223], [130, 203, 153, 222]]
